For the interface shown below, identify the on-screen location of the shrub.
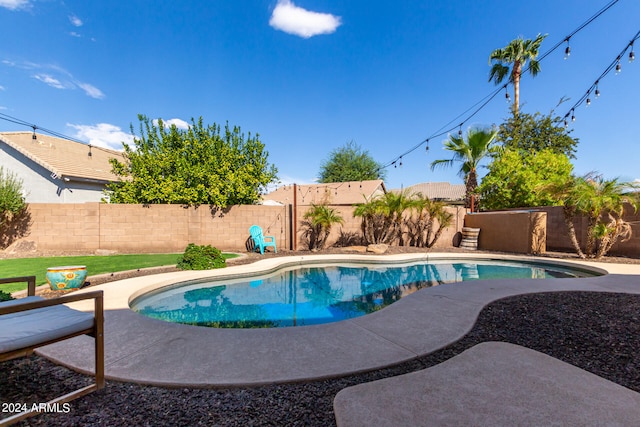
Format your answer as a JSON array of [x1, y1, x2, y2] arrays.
[[177, 243, 226, 270], [0, 290, 14, 302]]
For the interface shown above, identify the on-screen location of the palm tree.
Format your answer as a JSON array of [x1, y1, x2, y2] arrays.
[[405, 194, 453, 248], [353, 190, 415, 245], [430, 127, 499, 211], [538, 173, 639, 259], [301, 203, 344, 250], [489, 34, 547, 115]]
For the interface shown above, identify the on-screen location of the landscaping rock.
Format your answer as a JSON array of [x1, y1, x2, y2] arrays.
[[366, 243, 389, 254]]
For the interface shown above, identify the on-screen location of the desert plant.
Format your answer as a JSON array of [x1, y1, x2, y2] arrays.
[[538, 173, 639, 259], [353, 191, 414, 245], [301, 203, 344, 250], [405, 194, 454, 248], [177, 243, 226, 270]]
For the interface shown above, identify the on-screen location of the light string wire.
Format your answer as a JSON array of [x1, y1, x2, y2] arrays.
[[0, 1, 623, 166], [561, 29, 639, 124], [378, 0, 621, 172], [0, 112, 86, 144]]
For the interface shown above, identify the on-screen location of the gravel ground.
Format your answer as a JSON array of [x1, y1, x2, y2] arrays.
[[2, 249, 640, 426]]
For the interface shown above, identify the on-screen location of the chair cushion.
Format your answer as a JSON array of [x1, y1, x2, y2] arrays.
[[0, 297, 95, 353]]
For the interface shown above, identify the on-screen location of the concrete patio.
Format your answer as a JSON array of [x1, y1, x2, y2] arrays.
[[30, 253, 640, 423]]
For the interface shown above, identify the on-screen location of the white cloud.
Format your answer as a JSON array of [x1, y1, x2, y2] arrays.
[[69, 15, 83, 27], [33, 74, 66, 89], [67, 123, 134, 151], [153, 118, 190, 130], [0, 85, 5, 91], [70, 31, 81, 38], [269, 0, 341, 38], [5, 60, 106, 99], [0, 0, 30, 11], [76, 82, 105, 99]]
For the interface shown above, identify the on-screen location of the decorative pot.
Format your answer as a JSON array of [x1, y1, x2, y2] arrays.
[[46, 266, 88, 290]]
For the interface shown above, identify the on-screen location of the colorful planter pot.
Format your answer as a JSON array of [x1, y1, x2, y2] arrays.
[[46, 266, 88, 290]]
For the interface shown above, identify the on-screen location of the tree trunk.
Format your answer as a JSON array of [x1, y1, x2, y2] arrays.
[[512, 61, 521, 115], [563, 206, 585, 259]]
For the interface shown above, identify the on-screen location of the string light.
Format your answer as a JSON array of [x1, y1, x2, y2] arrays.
[[630, 42, 635, 62], [571, 109, 576, 122], [31, 125, 37, 140], [505, 86, 511, 102], [564, 38, 571, 59], [377, 2, 620, 175], [562, 28, 639, 123]]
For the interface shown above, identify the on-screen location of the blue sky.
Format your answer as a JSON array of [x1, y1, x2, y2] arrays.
[[1, 0, 638, 190]]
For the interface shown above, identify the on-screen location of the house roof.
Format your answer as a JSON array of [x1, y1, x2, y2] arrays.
[[262, 180, 386, 206], [392, 182, 466, 202], [0, 131, 125, 183]]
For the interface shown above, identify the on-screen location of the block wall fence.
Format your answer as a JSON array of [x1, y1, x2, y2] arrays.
[[3, 203, 466, 255]]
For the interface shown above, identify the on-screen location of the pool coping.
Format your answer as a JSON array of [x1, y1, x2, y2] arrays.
[[34, 252, 640, 388]]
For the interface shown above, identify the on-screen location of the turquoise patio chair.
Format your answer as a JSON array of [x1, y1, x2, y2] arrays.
[[249, 225, 277, 254]]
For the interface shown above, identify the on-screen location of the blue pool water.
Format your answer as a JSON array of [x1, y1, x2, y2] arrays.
[[130, 260, 596, 328]]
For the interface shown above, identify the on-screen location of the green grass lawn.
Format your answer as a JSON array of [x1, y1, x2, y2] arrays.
[[0, 253, 238, 294]]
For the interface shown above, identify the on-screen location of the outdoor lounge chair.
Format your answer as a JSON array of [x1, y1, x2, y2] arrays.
[[249, 225, 277, 254], [0, 276, 104, 425]]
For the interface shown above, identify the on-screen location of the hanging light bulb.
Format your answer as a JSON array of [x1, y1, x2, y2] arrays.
[[571, 109, 576, 122], [505, 87, 511, 102], [564, 40, 571, 60], [586, 97, 591, 106], [616, 57, 622, 74], [399, 157, 403, 167], [595, 84, 600, 98], [32, 125, 37, 140], [563, 118, 568, 128], [458, 125, 463, 137], [630, 49, 635, 63]]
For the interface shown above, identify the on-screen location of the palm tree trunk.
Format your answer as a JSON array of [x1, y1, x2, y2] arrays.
[[563, 206, 586, 259], [513, 61, 521, 115]]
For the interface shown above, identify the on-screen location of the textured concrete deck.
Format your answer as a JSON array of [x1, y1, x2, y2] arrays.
[[333, 342, 640, 426], [34, 253, 640, 389]]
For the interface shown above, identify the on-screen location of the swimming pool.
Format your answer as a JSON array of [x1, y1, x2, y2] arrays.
[[130, 258, 599, 328]]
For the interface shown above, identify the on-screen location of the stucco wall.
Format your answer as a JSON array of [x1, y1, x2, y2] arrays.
[[2, 203, 464, 255]]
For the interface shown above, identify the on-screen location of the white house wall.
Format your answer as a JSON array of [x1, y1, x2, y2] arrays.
[[1, 142, 107, 203]]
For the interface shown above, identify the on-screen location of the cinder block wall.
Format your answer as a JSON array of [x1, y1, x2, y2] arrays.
[[536, 205, 640, 257], [5, 203, 465, 255], [464, 210, 547, 254]]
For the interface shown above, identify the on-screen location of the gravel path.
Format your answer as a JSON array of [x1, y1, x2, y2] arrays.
[[2, 290, 639, 426]]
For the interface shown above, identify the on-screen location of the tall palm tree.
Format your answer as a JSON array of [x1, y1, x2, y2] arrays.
[[489, 34, 547, 115], [430, 127, 499, 211]]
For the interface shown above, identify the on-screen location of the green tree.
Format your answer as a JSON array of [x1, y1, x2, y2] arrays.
[[301, 203, 344, 250], [479, 149, 573, 210], [107, 115, 278, 207], [0, 166, 26, 226], [497, 110, 578, 158], [489, 34, 547, 115], [318, 141, 386, 183], [430, 127, 499, 211]]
